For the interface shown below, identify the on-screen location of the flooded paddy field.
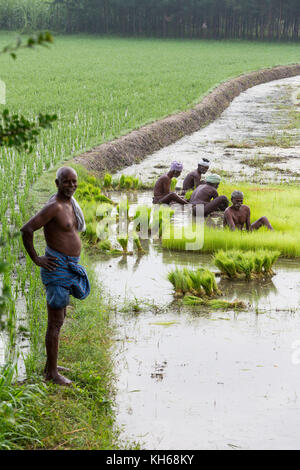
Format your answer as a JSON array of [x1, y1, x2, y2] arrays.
[[95, 75, 300, 449]]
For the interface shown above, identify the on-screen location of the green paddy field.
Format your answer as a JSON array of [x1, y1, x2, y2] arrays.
[[1, 34, 300, 450]]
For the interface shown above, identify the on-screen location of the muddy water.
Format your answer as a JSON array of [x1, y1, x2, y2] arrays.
[[94, 75, 300, 449], [114, 75, 300, 185]]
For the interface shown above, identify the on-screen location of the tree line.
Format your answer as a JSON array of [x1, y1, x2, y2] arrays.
[[0, 0, 299, 40]]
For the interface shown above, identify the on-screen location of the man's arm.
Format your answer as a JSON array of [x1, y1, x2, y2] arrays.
[[223, 208, 236, 231], [20, 201, 59, 271], [246, 207, 251, 231]]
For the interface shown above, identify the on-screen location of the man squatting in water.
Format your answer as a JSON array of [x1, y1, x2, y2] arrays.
[[21, 167, 90, 386], [223, 190, 274, 231], [153, 161, 189, 205], [181, 158, 210, 194]]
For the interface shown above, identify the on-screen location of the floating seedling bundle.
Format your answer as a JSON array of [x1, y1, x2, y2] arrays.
[[213, 249, 280, 280]]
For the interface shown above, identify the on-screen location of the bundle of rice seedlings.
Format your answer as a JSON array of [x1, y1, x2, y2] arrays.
[[97, 240, 112, 252], [117, 198, 130, 216], [183, 296, 246, 310], [84, 222, 98, 244], [167, 268, 191, 297], [183, 295, 206, 305], [132, 177, 140, 189], [124, 176, 133, 190], [103, 173, 112, 188], [170, 177, 177, 191], [151, 206, 174, 237], [184, 269, 205, 297], [132, 231, 145, 253], [185, 189, 194, 201], [199, 269, 219, 296], [119, 174, 126, 189], [133, 205, 152, 232], [214, 251, 237, 278], [96, 203, 113, 220], [117, 234, 129, 253], [234, 252, 254, 280], [206, 299, 246, 310], [262, 250, 280, 274], [214, 249, 280, 279]]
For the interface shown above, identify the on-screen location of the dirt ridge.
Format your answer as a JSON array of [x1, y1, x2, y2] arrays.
[[74, 64, 300, 175]]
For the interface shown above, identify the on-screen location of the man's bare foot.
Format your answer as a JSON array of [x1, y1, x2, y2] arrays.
[[57, 366, 71, 372], [44, 362, 71, 374], [45, 373, 72, 386]]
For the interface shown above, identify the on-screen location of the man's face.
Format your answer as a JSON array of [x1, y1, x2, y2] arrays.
[[231, 197, 243, 210], [56, 170, 78, 198], [198, 165, 208, 174]]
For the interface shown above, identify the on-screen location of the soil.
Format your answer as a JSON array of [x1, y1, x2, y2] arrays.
[[74, 64, 300, 176]]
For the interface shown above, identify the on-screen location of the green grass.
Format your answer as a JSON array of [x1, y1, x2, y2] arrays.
[[162, 182, 300, 257]]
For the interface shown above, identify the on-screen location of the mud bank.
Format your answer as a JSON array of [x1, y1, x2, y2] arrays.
[[74, 64, 300, 175]]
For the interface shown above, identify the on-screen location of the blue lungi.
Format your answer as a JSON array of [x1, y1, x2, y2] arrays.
[[41, 247, 90, 310]]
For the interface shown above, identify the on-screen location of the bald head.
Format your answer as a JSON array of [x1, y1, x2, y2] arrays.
[[56, 166, 77, 183], [55, 166, 78, 199]]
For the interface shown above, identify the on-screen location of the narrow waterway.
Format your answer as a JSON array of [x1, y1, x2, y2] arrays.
[[94, 75, 300, 449]]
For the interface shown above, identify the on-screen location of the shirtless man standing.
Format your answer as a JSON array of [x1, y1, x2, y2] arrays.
[[21, 167, 90, 386], [153, 161, 188, 205], [223, 190, 274, 231]]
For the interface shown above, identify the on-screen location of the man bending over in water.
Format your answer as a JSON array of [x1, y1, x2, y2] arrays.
[[224, 190, 274, 231], [153, 161, 188, 205], [21, 167, 90, 386], [189, 174, 229, 217]]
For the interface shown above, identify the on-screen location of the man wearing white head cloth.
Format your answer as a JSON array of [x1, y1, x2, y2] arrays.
[[182, 158, 210, 194], [153, 161, 188, 205]]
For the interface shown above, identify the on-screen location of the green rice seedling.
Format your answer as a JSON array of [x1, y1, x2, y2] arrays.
[[97, 240, 112, 252], [124, 176, 133, 190], [96, 203, 113, 220], [132, 231, 145, 253], [170, 178, 177, 191], [184, 269, 206, 297], [117, 234, 129, 253], [206, 299, 246, 310], [185, 189, 193, 201], [167, 268, 192, 297], [214, 251, 237, 278], [84, 222, 98, 244], [119, 174, 126, 189], [103, 173, 112, 189], [199, 269, 219, 296], [213, 249, 280, 279], [151, 205, 174, 237], [183, 295, 206, 305], [183, 296, 246, 310], [133, 205, 152, 233], [132, 177, 140, 189]]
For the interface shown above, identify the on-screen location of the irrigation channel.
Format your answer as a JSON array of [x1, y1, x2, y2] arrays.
[[94, 75, 300, 450]]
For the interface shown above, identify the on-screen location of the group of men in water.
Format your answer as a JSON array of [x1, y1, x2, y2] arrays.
[[153, 159, 273, 231]]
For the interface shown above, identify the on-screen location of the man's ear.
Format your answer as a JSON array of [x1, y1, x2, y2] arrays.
[[55, 178, 59, 188]]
